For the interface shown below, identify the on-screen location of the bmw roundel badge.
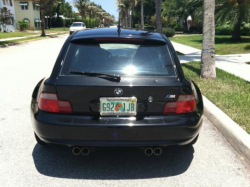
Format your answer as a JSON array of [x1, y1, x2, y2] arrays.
[[114, 88, 123, 96]]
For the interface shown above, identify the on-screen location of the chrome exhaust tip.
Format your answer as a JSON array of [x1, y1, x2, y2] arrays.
[[72, 147, 81, 156], [154, 147, 162, 156], [144, 148, 154, 156], [81, 147, 90, 156]]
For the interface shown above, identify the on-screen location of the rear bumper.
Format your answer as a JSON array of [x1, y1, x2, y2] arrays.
[[31, 111, 203, 147]]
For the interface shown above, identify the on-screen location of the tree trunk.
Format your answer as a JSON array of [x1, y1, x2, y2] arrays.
[[231, 0, 245, 41], [125, 11, 128, 28], [201, 0, 216, 79], [232, 19, 241, 41], [141, 0, 144, 29], [155, 0, 162, 33], [41, 8, 46, 37]]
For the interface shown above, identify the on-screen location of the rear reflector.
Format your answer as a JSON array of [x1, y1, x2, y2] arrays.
[[38, 93, 72, 114], [163, 94, 196, 114]]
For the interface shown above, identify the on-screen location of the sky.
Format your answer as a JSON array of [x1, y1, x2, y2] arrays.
[[68, 0, 119, 21]]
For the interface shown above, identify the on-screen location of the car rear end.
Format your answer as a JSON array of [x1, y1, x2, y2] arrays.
[[69, 22, 86, 35], [31, 29, 203, 148]]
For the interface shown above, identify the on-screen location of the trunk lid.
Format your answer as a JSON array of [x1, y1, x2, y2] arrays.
[[56, 76, 180, 115]]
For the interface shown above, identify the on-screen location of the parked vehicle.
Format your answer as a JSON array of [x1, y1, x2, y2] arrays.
[[31, 28, 203, 156], [69, 22, 86, 34]]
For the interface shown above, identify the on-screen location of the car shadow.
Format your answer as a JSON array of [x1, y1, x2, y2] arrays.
[[32, 145, 194, 179]]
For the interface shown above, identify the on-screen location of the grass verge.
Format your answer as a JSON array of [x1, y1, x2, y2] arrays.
[[46, 27, 69, 32], [170, 35, 250, 55], [182, 61, 250, 134], [0, 33, 67, 46], [176, 51, 184, 55], [0, 28, 68, 39], [0, 31, 35, 39]]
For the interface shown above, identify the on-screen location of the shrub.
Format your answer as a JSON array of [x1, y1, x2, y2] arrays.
[[18, 20, 29, 31], [134, 24, 155, 31], [144, 25, 155, 31], [162, 27, 175, 37], [174, 23, 184, 31], [240, 23, 250, 36], [215, 24, 232, 35], [51, 17, 63, 27]]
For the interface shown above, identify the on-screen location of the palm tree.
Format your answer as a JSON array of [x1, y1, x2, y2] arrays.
[[73, 0, 90, 20], [117, 0, 129, 27], [39, 0, 55, 37], [201, 0, 216, 79], [155, 0, 162, 33], [216, 0, 250, 41], [141, 0, 144, 29]]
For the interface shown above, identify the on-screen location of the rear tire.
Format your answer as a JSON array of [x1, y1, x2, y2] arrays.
[[34, 133, 47, 146], [187, 134, 199, 146]]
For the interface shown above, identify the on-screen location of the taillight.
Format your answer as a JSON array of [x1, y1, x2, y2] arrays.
[[38, 93, 72, 113], [163, 94, 196, 114]]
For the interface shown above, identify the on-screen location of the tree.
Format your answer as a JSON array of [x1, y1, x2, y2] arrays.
[[74, 0, 90, 21], [216, 0, 250, 41], [39, 0, 55, 36], [0, 7, 13, 32], [201, 0, 216, 79], [60, 1, 73, 30], [141, 0, 144, 29], [117, 0, 129, 27], [133, 0, 155, 26], [155, 0, 162, 33]]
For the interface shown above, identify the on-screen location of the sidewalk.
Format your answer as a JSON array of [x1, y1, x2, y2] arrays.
[[171, 41, 250, 82], [0, 32, 66, 42]]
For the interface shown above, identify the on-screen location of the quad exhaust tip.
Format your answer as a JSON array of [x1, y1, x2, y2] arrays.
[[144, 148, 154, 156], [144, 147, 162, 156], [72, 147, 90, 156], [72, 147, 81, 156], [81, 147, 90, 156], [154, 147, 162, 156]]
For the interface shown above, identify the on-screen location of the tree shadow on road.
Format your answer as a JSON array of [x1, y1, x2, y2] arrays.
[[32, 145, 194, 179]]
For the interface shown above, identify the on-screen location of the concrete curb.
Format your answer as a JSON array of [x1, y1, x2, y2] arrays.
[[203, 96, 250, 163]]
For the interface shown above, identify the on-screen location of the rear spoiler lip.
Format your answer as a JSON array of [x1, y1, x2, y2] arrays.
[[71, 36, 167, 44]]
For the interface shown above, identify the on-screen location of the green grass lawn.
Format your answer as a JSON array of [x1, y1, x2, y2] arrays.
[[182, 62, 250, 134], [0, 28, 67, 39], [0, 33, 67, 45], [170, 35, 250, 55], [176, 51, 184, 55], [0, 32, 36, 39], [46, 27, 69, 32]]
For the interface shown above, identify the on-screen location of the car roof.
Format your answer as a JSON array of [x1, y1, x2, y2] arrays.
[[71, 28, 166, 42]]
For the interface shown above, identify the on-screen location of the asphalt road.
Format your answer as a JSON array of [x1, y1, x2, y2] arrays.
[[0, 35, 250, 187]]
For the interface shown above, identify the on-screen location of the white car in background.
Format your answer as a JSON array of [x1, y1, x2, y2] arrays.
[[69, 22, 86, 34]]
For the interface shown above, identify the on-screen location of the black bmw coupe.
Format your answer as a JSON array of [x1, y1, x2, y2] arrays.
[[31, 28, 203, 156]]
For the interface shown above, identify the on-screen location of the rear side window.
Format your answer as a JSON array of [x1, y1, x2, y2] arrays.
[[61, 42, 177, 77]]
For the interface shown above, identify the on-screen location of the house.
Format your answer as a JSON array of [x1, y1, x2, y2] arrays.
[[0, 0, 16, 31], [14, 0, 41, 30]]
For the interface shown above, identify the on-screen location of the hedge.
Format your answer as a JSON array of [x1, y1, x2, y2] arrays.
[[162, 27, 175, 37]]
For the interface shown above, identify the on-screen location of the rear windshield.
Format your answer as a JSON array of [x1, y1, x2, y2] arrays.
[[61, 42, 177, 77], [71, 23, 82, 27]]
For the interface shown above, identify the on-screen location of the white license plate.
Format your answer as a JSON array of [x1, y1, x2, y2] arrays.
[[100, 97, 137, 116]]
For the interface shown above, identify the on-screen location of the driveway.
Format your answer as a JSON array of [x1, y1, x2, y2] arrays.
[[0, 35, 250, 187]]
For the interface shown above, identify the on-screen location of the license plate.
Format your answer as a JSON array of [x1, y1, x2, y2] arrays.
[[100, 97, 137, 116]]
